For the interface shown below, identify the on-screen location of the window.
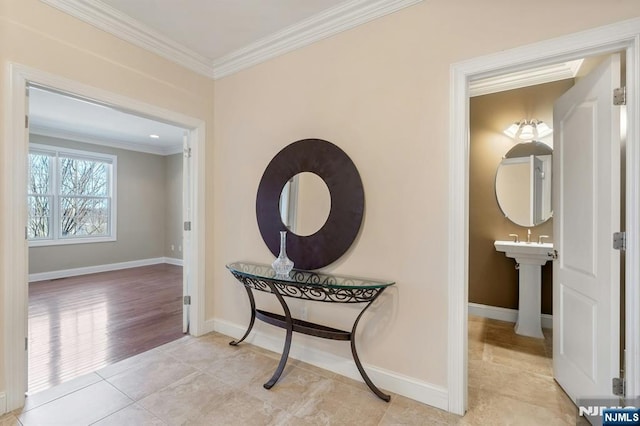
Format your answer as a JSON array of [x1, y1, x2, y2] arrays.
[[28, 144, 117, 246]]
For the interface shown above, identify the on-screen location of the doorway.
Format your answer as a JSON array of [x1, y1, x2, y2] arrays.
[[25, 85, 190, 393], [3, 64, 206, 411], [465, 54, 626, 421], [447, 19, 640, 416]]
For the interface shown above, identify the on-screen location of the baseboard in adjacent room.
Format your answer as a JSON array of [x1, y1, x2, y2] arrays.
[[29, 257, 182, 282], [163, 257, 184, 266], [206, 318, 449, 411], [468, 302, 553, 329], [0, 392, 6, 415]]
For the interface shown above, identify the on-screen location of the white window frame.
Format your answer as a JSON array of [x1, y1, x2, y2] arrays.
[[28, 143, 117, 247]]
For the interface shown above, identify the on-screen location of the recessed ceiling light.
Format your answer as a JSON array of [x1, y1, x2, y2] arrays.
[[149, 134, 160, 139]]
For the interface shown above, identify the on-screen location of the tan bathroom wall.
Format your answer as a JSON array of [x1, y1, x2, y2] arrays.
[[469, 80, 575, 315]]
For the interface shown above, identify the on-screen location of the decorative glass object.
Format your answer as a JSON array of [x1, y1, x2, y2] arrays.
[[272, 231, 294, 276]]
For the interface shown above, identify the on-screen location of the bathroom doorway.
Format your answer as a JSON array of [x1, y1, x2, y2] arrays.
[[466, 52, 626, 418], [447, 20, 640, 418]]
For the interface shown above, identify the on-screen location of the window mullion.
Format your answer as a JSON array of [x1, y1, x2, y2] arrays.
[[53, 151, 60, 240]]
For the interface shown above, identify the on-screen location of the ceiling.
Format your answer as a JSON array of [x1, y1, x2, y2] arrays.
[[31, 0, 582, 153], [99, 0, 348, 61], [32, 0, 423, 153], [29, 87, 186, 155]]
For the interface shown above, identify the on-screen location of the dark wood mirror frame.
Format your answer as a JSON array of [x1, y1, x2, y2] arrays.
[[256, 139, 364, 270]]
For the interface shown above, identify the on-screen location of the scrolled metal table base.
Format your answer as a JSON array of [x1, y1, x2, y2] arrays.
[[229, 273, 390, 402]]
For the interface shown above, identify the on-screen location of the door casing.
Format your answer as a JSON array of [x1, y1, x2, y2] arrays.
[[448, 18, 640, 415], [2, 64, 207, 411]]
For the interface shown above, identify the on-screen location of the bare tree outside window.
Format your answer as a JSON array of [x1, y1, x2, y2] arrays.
[[27, 147, 114, 242], [28, 153, 52, 239], [60, 157, 109, 237]]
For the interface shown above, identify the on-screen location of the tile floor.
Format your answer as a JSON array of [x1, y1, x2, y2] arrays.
[[0, 317, 580, 425]]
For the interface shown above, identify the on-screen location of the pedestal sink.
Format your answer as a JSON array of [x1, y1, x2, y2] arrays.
[[494, 240, 554, 339]]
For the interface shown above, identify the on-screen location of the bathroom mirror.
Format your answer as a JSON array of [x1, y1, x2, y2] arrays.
[[257, 139, 364, 270], [279, 172, 331, 237], [495, 141, 553, 227]]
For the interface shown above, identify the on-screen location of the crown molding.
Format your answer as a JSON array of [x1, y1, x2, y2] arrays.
[[469, 59, 584, 97], [40, 0, 215, 77], [212, 0, 424, 79], [40, 0, 423, 80], [30, 124, 182, 156]]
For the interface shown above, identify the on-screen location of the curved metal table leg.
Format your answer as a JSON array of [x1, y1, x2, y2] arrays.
[[230, 286, 257, 346], [351, 289, 391, 402], [263, 282, 294, 389]]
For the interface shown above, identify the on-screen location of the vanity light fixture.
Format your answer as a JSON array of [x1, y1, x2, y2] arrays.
[[149, 134, 160, 139], [503, 119, 553, 141]]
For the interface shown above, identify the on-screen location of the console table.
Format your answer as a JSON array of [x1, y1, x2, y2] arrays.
[[226, 261, 395, 401]]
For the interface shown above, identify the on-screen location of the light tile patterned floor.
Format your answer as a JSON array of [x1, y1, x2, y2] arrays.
[[1, 317, 579, 425]]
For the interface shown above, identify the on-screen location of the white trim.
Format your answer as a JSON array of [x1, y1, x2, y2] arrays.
[[39, 0, 214, 78], [469, 59, 583, 97], [39, 0, 423, 80], [29, 236, 116, 247], [3, 64, 206, 411], [211, 0, 424, 79], [207, 318, 448, 410], [30, 125, 182, 156], [449, 17, 640, 415], [0, 392, 6, 415], [163, 257, 183, 266], [468, 303, 553, 330], [28, 257, 171, 282]]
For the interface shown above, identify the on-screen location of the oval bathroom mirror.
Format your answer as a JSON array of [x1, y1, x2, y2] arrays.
[[495, 141, 553, 227], [279, 172, 331, 236]]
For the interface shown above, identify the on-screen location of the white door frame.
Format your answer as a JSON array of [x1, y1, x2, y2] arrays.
[[2, 64, 207, 411], [448, 18, 640, 415]]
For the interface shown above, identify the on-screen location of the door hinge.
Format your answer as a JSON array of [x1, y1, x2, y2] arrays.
[[184, 221, 191, 231], [613, 232, 626, 251], [25, 115, 29, 128], [25, 226, 28, 240], [613, 377, 625, 396], [25, 337, 28, 351], [184, 147, 192, 158], [183, 295, 191, 305], [613, 87, 626, 106]]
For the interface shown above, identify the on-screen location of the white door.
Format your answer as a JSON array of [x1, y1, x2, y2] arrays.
[[553, 54, 622, 402], [182, 131, 191, 333]]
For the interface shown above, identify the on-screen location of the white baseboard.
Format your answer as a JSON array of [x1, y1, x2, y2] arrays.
[[163, 257, 183, 266], [205, 318, 449, 411], [468, 302, 553, 329], [0, 392, 6, 415], [29, 257, 182, 282]]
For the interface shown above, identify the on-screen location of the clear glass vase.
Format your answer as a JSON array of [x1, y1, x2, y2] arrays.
[[272, 230, 294, 276]]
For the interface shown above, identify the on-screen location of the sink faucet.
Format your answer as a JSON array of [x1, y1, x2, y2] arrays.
[[538, 235, 549, 244], [526, 229, 531, 243], [508, 233, 519, 243]]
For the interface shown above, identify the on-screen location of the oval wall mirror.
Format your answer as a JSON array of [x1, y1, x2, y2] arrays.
[[495, 141, 553, 227], [279, 172, 331, 237], [256, 139, 364, 270]]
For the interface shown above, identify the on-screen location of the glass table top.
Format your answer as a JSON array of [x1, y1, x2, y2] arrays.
[[226, 262, 395, 290]]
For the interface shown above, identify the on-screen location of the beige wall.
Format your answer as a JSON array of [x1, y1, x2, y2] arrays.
[[212, 2, 640, 390], [2, 0, 640, 408], [469, 80, 574, 315], [0, 0, 213, 398], [28, 135, 182, 273], [164, 153, 183, 260]]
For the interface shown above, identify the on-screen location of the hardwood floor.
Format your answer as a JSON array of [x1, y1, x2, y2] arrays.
[[28, 264, 184, 394]]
